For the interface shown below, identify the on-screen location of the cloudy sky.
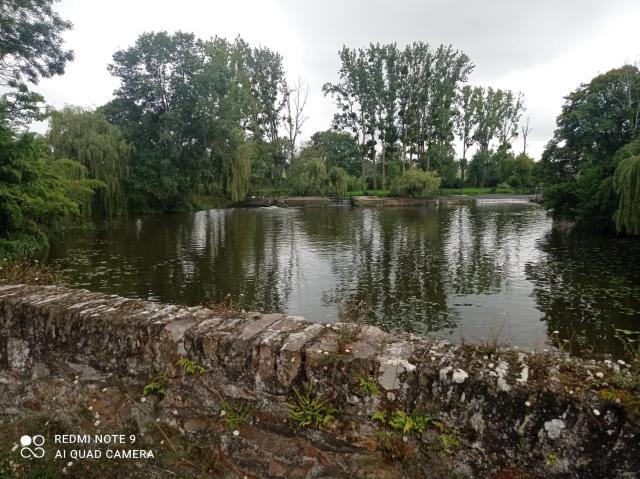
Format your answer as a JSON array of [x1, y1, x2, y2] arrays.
[[32, 0, 640, 159]]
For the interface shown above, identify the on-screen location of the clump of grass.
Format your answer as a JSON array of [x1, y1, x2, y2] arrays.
[[476, 320, 507, 356], [0, 258, 62, 285], [206, 293, 247, 319], [220, 401, 252, 429], [287, 385, 336, 429], [177, 358, 205, 376], [143, 373, 168, 398], [358, 375, 379, 397]]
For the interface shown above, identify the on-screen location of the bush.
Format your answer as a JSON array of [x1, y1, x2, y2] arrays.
[[327, 166, 349, 197], [288, 157, 327, 196], [390, 168, 441, 197]]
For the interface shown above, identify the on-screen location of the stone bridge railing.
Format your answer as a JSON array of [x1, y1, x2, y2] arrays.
[[0, 284, 638, 478]]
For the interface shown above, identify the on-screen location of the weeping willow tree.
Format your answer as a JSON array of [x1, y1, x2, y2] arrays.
[[223, 131, 253, 203], [613, 155, 640, 235], [48, 107, 132, 216]]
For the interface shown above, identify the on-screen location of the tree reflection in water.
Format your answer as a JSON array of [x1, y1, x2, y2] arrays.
[[47, 204, 640, 354]]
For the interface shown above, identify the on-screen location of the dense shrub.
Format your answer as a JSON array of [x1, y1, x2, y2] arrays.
[[390, 168, 441, 197]]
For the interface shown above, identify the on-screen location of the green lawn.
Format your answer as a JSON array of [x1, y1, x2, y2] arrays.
[[440, 187, 519, 196], [346, 189, 392, 197]]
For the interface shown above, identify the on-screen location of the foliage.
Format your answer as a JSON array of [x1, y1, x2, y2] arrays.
[[439, 434, 460, 453], [143, 373, 167, 398], [305, 130, 361, 176], [221, 401, 252, 429], [288, 155, 327, 196], [176, 358, 205, 376], [104, 32, 289, 211], [613, 155, 640, 235], [538, 65, 640, 233], [0, 0, 73, 125], [0, 124, 100, 257], [372, 411, 386, 422], [324, 42, 473, 189], [48, 107, 132, 216], [327, 166, 349, 197], [387, 410, 433, 435], [358, 376, 379, 397], [287, 385, 336, 429], [390, 168, 441, 197]]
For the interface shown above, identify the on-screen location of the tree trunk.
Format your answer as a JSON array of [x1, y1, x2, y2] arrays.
[[381, 143, 386, 190]]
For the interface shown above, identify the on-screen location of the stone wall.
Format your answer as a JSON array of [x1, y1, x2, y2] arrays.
[[0, 284, 638, 478]]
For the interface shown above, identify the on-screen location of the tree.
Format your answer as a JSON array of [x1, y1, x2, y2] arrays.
[[325, 42, 473, 189], [106, 31, 206, 211], [390, 168, 441, 197], [521, 116, 531, 155], [613, 154, 640, 235], [500, 152, 534, 188], [323, 46, 373, 190], [327, 166, 349, 197], [539, 65, 640, 232], [288, 154, 327, 196], [283, 77, 308, 163], [48, 107, 132, 216], [303, 130, 361, 176], [0, 0, 73, 124], [455, 85, 481, 184], [0, 122, 99, 257]]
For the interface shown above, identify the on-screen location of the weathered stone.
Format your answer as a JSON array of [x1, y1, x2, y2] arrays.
[[0, 284, 638, 479], [278, 323, 324, 386]]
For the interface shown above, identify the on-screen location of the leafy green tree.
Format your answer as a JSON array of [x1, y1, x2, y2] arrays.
[[48, 107, 132, 216], [327, 166, 349, 197], [390, 168, 441, 197], [539, 65, 640, 232], [0, 0, 73, 124], [500, 152, 534, 188], [105, 31, 205, 211], [303, 130, 360, 176], [0, 123, 99, 256], [288, 154, 327, 196], [455, 85, 481, 184]]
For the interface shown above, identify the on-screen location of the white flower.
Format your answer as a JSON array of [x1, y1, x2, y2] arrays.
[[593, 409, 600, 416], [141, 397, 146, 402], [67, 461, 73, 467], [552, 330, 559, 335], [595, 372, 604, 378], [94, 420, 101, 426], [233, 430, 239, 436], [220, 410, 226, 417], [617, 359, 626, 366], [525, 401, 531, 407]]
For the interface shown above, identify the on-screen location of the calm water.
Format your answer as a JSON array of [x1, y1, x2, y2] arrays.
[[47, 204, 640, 354]]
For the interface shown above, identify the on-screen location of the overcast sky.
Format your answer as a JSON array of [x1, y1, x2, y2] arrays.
[[31, 0, 640, 159]]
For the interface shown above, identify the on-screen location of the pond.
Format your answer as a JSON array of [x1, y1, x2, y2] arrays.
[[47, 204, 640, 355]]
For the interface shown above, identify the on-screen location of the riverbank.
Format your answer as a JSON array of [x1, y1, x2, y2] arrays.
[[234, 194, 539, 208], [1, 284, 638, 478]]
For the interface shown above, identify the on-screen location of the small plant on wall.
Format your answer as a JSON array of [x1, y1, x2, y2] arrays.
[[287, 385, 336, 429]]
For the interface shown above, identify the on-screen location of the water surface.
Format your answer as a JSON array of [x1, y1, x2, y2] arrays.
[[47, 204, 640, 354]]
